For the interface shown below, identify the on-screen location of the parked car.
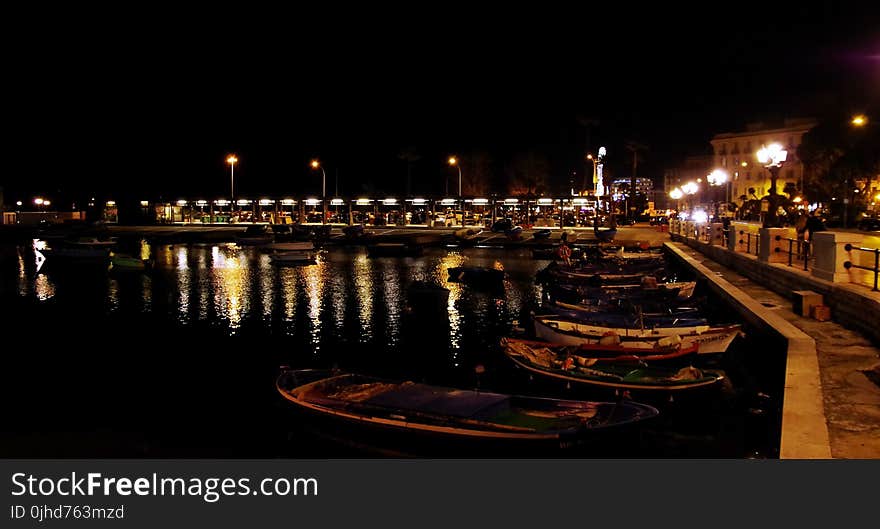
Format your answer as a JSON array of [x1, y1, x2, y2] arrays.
[[858, 216, 880, 232]]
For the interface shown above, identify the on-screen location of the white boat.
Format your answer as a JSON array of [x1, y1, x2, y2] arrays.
[[532, 315, 742, 355]]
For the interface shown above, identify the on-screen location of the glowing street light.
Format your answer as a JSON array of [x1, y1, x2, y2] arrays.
[[851, 114, 868, 127], [448, 156, 462, 197], [681, 181, 699, 196], [226, 155, 238, 204], [310, 159, 327, 224], [707, 169, 730, 219], [756, 143, 787, 227], [669, 188, 684, 200]]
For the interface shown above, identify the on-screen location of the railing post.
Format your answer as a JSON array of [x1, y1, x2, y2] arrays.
[[874, 249, 879, 291]]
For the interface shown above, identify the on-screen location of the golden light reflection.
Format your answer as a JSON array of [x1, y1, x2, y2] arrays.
[[174, 246, 193, 323], [379, 260, 402, 346], [140, 239, 152, 262], [279, 267, 298, 332], [34, 273, 55, 301], [259, 253, 274, 322], [211, 245, 247, 333], [303, 259, 324, 350], [107, 279, 119, 312], [353, 253, 373, 342], [439, 252, 466, 353]]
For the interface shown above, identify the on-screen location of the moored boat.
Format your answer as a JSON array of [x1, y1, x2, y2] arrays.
[[532, 315, 743, 355], [501, 337, 700, 364], [276, 368, 660, 452], [502, 340, 724, 391]]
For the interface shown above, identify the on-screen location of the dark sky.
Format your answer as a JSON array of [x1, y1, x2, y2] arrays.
[[4, 5, 879, 204]]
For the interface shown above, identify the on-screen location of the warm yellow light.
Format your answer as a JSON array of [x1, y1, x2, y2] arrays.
[[793, 196, 803, 203], [707, 169, 729, 186], [741, 161, 748, 167], [586, 154, 593, 160], [310, 160, 320, 169], [227, 155, 238, 165], [448, 156, 458, 166], [852, 115, 867, 127], [682, 182, 699, 195], [669, 188, 684, 200], [34, 198, 44, 205]]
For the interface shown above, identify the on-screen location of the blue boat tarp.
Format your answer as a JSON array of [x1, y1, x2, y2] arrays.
[[363, 383, 511, 418]]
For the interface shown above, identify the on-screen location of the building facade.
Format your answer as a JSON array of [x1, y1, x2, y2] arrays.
[[710, 118, 817, 205]]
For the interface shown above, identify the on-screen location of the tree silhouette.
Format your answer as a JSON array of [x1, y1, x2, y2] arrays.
[[397, 147, 421, 196]]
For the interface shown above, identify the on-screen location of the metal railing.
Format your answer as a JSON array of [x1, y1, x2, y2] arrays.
[[739, 230, 760, 256], [774, 235, 811, 271], [843, 243, 880, 291]]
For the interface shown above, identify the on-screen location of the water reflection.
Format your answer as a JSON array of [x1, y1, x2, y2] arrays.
[[11, 242, 548, 367]]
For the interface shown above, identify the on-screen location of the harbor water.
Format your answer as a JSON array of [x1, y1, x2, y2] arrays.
[[0, 238, 786, 457]]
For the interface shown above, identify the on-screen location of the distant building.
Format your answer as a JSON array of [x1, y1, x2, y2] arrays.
[[710, 118, 817, 204]]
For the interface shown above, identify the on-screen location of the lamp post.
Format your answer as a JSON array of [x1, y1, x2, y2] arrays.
[[756, 143, 787, 228], [227, 155, 238, 212], [311, 160, 327, 225], [681, 181, 698, 214], [669, 187, 683, 214], [448, 156, 462, 197], [707, 169, 729, 220]]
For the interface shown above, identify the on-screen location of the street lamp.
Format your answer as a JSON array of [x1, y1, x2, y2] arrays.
[[226, 154, 238, 206], [310, 160, 327, 224], [852, 114, 868, 127], [756, 143, 787, 227], [707, 169, 730, 220], [669, 187, 683, 213], [448, 156, 461, 197]]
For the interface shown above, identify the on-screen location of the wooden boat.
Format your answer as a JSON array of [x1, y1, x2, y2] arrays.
[[276, 369, 660, 450], [533, 229, 552, 240], [532, 315, 743, 355], [538, 306, 708, 329], [503, 340, 723, 391], [501, 337, 700, 364], [550, 299, 702, 319]]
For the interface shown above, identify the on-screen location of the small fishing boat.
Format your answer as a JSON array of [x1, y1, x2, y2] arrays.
[[503, 341, 723, 392], [501, 337, 700, 364], [505, 226, 524, 241], [276, 368, 660, 452], [532, 315, 743, 355], [537, 306, 708, 329]]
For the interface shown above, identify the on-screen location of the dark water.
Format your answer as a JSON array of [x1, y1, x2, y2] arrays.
[[0, 238, 785, 458]]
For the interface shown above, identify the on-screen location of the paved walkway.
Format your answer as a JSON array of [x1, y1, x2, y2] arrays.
[[674, 243, 880, 458]]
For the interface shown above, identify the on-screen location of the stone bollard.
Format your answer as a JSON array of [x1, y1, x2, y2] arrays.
[[759, 227, 790, 263], [709, 222, 724, 246], [811, 231, 866, 283]]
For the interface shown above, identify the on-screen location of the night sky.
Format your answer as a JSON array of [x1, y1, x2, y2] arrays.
[[4, 5, 878, 205]]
